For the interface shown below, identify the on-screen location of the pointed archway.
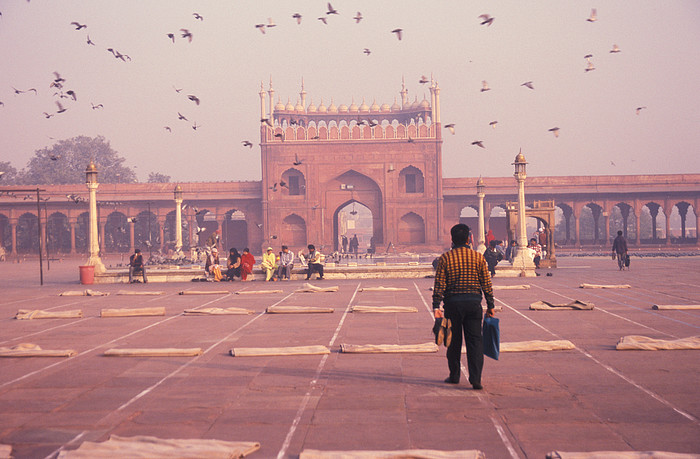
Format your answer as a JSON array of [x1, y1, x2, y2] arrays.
[[335, 200, 373, 255]]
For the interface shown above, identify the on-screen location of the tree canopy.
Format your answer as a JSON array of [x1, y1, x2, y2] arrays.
[[0, 161, 20, 185], [147, 172, 171, 183], [19, 136, 138, 185]]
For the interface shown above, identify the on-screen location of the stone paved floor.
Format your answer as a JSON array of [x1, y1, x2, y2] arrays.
[[0, 256, 699, 458]]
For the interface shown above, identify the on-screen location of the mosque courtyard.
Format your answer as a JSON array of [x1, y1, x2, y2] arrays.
[[0, 256, 698, 458]]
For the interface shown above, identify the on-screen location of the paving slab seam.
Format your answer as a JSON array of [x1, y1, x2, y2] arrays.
[[2, 294, 56, 307], [497, 296, 700, 426], [530, 284, 682, 338], [414, 282, 523, 459], [276, 283, 361, 459], [46, 290, 285, 459], [0, 291, 232, 390]]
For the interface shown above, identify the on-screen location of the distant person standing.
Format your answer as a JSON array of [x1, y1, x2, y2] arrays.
[[612, 230, 628, 270], [341, 235, 348, 254], [349, 234, 359, 258], [432, 224, 495, 390]]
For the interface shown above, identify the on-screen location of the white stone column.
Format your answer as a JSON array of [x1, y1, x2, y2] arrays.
[[85, 161, 105, 273], [511, 151, 535, 273], [174, 185, 183, 254], [476, 177, 486, 253]]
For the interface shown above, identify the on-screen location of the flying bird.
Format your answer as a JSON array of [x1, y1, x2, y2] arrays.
[[55, 101, 67, 113], [70, 21, 87, 30], [480, 80, 490, 92], [391, 28, 403, 40], [586, 8, 597, 22], [180, 29, 193, 42], [164, 126, 171, 132], [407, 137, 414, 143], [167, 33, 175, 43], [91, 103, 103, 110], [49, 154, 61, 161], [242, 140, 253, 148], [66, 90, 77, 101], [521, 81, 534, 90], [635, 106, 647, 115], [478, 14, 494, 26], [489, 121, 498, 129], [193, 12, 203, 21], [353, 12, 363, 23], [317, 17, 327, 25], [173, 86, 182, 93], [471, 141, 485, 148], [610, 44, 621, 53], [292, 13, 302, 24], [419, 75, 429, 84], [585, 60, 596, 72], [192, 121, 200, 130], [367, 120, 378, 127], [42, 112, 54, 119], [274, 132, 285, 141], [255, 23, 266, 33], [187, 94, 200, 105], [548, 127, 560, 137], [363, 48, 371, 56], [444, 124, 455, 135], [326, 3, 338, 15], [266, 18, 276, 28], [293, 153, 302, 165], [261, 118, 272, 127], [127, 217, 137, 223], [269, 182, 278, 192], [177, 112, 188, 121], [86, 35, 95, 46], [13, 87, 37, 95]]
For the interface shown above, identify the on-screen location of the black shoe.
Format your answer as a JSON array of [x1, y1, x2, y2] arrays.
[[471, 382, 483, 390], [444, 376, 459, 384]]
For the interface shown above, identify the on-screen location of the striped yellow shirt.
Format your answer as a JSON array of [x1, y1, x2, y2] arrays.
[[432, 245, 495, 309]]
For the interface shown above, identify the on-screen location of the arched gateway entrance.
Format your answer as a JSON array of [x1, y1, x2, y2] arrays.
[[328, 170, 383, 254]]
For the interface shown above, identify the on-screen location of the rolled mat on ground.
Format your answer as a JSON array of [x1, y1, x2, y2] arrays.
[[529, 300, 594, 310], [493, 284, 531, 290], [56, 435, 260, 458], [546, 451, 700, 459], [499, 340, 576, 352], [340, 342, 439, 353], [183, 307, 254, 315], [15, 309, 83, 319], [59, 289, 109, 296], [350, 305, 417, 313], [230, 345, 330, 356], [100, 307, 166, 317], [295, 283, 339, 293], [116, 290, 165, 295], [104, 348, 203, 357], [179, 290, 229, 295], [579, 283, 631, 289], [358, 286, 408, 292], [266, 306, 334, 313], [235, 289, 284, 295], [652, 304, 700, 310], [616, 335, 700, 351], [300, 449, 485, 459], [0, 343, 76, 357]]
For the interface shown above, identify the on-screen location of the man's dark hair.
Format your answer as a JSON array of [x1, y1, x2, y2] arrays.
[[308, 244, 315, 250], [617, 230, 623, 236], [135, 249, 141, 253], [450, 224, 470, 246], [282, 245, 288, 250]]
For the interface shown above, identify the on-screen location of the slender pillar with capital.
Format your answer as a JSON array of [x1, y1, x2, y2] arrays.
[[511, 150, 535, 273], [476, 177, 486, 253], [174, 185, 183, 255], [85, 161, 105, 273]]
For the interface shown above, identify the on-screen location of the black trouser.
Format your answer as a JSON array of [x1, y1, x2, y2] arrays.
[[444, 295, 484, 385], [306, 263, 323, 279], [129, 266, 147, 283]]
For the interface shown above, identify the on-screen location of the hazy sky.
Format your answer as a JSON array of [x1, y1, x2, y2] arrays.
[[1, 1, 699, 183]]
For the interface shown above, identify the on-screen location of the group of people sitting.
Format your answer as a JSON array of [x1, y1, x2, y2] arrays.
[[480, 228, 547, 277], [203, 244, 325, 282]]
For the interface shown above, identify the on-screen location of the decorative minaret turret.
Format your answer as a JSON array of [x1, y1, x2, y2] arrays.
[[300, 77, 307, 110], [268, 77, 275, 122], [259, 81, 266, 120], [400, 75, 408, 108], [429, 79, 436, 123], [433, 81, 441, 123]]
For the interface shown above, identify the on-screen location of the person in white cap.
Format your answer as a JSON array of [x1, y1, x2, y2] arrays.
[[205, 247, 222, 281], [261, 246, 278, 281]]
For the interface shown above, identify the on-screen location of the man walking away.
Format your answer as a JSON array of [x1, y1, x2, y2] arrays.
[[433, 224, 495, 390], [612, 230, 628, 270]]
